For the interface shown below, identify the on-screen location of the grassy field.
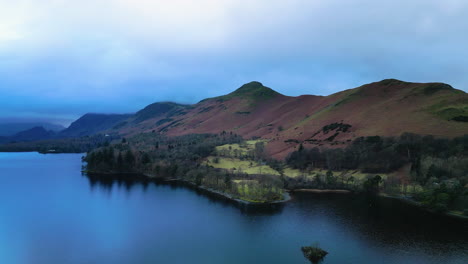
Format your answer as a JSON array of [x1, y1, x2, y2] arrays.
[[282, 167, 387, 180], [210, 139, 280, 175], [214, 140, 379, 180], [210, 139, 395, 193], [206, 155, 390, 184], [206, 157, 280, 175], [215, 140, 266, 156]]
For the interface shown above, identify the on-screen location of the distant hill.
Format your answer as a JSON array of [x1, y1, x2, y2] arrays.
[[0, 122, 65, 136], [11, 126, 56, 142], [59, 113, 132, 138], [0, 126, 57, 144], [108, 79, 468, 158]]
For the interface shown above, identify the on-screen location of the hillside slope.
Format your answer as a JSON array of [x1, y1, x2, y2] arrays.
[[107, 80, 467, 158], [59, 113, 132, 138]]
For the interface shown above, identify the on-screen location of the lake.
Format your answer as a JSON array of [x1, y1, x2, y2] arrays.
[[0, 152, 466, 264]]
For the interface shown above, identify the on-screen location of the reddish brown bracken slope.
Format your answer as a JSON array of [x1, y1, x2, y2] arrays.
[[110, 80, 468, 159]]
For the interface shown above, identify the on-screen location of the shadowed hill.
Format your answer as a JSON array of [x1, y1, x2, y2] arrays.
[[12, 126, 56, 141], [59, 113, 132, 138], [0, 126, 56, 143], [130, 102, 189, 125], [0, 122, 64, 136]]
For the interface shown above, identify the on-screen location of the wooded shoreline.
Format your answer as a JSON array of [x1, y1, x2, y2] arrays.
[[85, 170, 292, 205], [85, 169, 468, 221]]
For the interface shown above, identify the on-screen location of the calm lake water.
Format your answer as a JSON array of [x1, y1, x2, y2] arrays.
[[0, 152, 466, 264]]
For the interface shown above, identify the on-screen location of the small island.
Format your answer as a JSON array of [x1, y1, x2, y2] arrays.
[[301, 244, 328, 263]]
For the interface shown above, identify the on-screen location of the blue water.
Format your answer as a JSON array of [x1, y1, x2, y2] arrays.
[[0, 152, 466, 264]]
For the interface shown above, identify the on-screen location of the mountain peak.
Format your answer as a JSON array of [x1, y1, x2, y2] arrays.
[[200, 81, 283, 103], [377, 79, 408, 85], [229, 81, 281, 99], [233, 81, 264, 92]]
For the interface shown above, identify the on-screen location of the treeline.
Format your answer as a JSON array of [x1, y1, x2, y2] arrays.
[[85, 132, 242, 174], [287, 133, 468, 213], [287, 133, 467, 173], [84, 131, 467, 210], [282, 169, 384, 195], [84, 132, 283, 203], [0, 134, 117, 153]]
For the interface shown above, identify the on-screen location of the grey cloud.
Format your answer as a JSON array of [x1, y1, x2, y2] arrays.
[[0, 0, 467, 124]]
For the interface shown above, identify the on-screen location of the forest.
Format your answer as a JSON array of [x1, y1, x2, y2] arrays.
[[84, 132, 284, 203], [81, 131, 467, 212], [0, 134, 117, 153], [286, 133, 468, 213]]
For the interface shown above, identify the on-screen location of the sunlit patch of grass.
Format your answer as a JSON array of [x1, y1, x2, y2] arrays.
[[245, 140, 265, 145], [428, 100, 468, 120], [283, 167, 388, 180], [283, 167, 310, 178], [215, 143, 246, 153], [215, 139, 267, 156], [399, 184, 424, 194], [205, 157, 280, 175]]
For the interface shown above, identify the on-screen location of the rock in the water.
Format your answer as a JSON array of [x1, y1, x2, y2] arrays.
[[301, 244, 328, 263]]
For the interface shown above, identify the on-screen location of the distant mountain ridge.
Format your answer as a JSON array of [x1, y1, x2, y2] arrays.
[[0, 126, 57, 144], [0, 122, 65, 136], [2, 79, 467, 158]]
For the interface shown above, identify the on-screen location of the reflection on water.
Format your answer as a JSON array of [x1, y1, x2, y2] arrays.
[[83, 172, 468, 257], [0, 152, 466, 264], [291, 192, 468, 254], [84, 173, 286, 216]]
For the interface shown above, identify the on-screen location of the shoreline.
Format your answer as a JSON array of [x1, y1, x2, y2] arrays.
[[85, 170, 292, 206], [83, 170, 466, 220], [379, 193, 468, 220], [175, 179, 292, 205]]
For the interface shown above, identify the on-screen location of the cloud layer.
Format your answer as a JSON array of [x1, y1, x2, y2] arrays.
[[1, 0, 467, 125]]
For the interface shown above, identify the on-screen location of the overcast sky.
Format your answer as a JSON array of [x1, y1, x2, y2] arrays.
[[1, 0, 467, 126]]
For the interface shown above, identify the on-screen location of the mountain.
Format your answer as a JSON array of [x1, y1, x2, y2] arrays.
[[11, 126, 56, 142], [4, 79, 466, 158], [59, 113, 132, 138], [0, 126, 57, 144], [0, 122, 65, 136], [107, 79, 468, 158]]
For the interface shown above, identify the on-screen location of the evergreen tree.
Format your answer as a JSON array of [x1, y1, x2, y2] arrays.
[[125, 150, 135, 166], [117, 152, 123, 171], [141, 153, 151, 164]]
